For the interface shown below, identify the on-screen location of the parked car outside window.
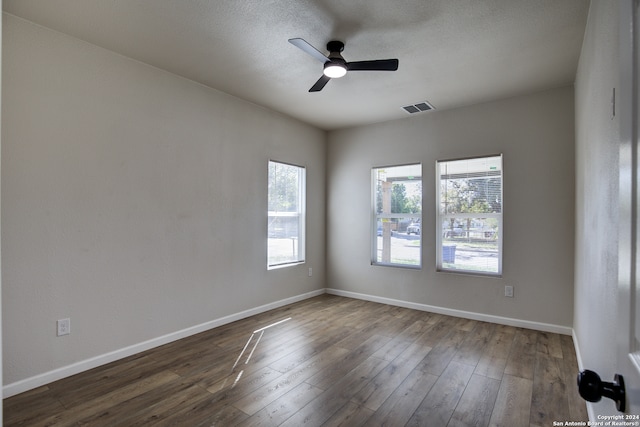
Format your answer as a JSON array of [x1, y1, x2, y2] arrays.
[[407, 223, 421, 235]]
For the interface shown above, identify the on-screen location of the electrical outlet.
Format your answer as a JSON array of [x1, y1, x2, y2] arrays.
[[308, 267, 313, 277], [504, 286, 514, 298], [57, 318, 71, 336]]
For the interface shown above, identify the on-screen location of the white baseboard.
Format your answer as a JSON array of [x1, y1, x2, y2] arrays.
[[572, 329, 585, 371], [326, 288, 573, 335], [3, 289, 325, 398], [572, 329, 595, 422]]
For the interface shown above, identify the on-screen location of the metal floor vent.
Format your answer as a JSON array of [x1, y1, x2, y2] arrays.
[[402, 101, 434, 114]]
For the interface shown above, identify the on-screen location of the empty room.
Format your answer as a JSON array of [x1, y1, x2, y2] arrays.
[[2, 0, 638, 425]]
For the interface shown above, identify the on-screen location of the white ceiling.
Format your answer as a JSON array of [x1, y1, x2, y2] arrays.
[[3, 0, 590, 131]]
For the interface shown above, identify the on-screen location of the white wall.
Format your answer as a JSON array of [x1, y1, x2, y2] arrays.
[[574, 0, 620, 417], [327, 86, 575, 329], [2, 14, 325, 390]]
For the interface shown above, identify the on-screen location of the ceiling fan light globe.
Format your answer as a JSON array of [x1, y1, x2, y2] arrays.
[[323, 63, 347, 78]]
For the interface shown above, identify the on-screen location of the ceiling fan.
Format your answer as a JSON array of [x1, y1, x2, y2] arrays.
[[288, 38, 399, 92]]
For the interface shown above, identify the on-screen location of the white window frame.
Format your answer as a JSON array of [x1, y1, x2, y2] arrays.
[[267, 160, 306, 269], [371, 163, 422, 269], [436, 155, 503, 276]]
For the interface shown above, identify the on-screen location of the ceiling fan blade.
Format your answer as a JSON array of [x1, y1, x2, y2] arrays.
[[309, 75, 331, 92], [288, 38, 329, 63], [346, 59, 399, 71]]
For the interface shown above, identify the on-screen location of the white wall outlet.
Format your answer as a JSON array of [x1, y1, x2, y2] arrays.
[[308, 267, 313, 277], [504, 286, 514, 298], [57, 318, 71, 336]]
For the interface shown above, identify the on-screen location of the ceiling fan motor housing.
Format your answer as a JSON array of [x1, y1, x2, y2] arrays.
[[326, 40, 345, 54]]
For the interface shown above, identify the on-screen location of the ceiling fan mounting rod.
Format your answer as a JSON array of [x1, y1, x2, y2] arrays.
[[326, 40, 344, 53]]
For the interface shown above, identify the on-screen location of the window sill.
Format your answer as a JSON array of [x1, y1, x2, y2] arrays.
[[436, 268, 502, 278], [267, 261, 305, 271], [372, 262, 422, 270]]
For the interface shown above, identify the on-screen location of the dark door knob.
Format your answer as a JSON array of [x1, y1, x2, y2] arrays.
[[577, 370, 626, 412]]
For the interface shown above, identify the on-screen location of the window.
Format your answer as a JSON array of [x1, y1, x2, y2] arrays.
[[437, 155, 502, 275], [268, 161, 305, 268], [372, 164, 422, 268]]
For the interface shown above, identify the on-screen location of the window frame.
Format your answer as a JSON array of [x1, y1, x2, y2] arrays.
[[371, 163, 423, 269], [436, 154, 503, 276], [267, 160, 306, 269]]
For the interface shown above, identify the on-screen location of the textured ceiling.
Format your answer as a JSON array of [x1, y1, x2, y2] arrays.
[[3, 0, 590, 130]]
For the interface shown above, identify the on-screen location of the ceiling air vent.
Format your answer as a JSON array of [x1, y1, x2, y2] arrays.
[[402, 101, 435, 114]]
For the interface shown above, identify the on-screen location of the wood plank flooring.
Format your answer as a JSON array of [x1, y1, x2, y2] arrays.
[[4, 294, 588, 426]]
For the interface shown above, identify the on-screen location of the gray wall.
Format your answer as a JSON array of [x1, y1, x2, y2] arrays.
[[327, 86, 576, 329], [574, 0, 620, 417], [2, 14, 326, 387]]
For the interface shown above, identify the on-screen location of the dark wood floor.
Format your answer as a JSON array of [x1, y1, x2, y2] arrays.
[[4, 294, 588, 426]]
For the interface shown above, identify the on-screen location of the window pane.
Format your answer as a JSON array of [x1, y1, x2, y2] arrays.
[[441, 217, 500, 273], [439, 156, 502, 215], [437, 155, 502, 275], [374, 217, 422, 266], [372, 164, 422, 268], [268, 161, 305, 268]]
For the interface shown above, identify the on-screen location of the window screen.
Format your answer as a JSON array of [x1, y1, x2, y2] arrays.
[[372, 164, 422, 268], [437, 155, 502, 275], [268, 161, 305, 268]]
